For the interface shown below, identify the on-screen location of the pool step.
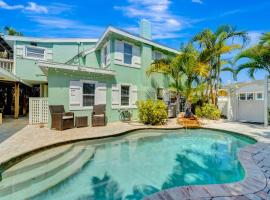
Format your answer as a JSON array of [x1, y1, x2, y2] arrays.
[[0, 144, 95, 200], [2, 144, 74, 179]]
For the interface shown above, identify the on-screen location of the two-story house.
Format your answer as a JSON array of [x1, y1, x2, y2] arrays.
[[0, 20, 178, 126]]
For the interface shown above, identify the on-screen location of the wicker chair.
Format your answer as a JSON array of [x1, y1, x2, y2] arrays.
[[92, 104, 106, 126], [49, 105, 74, 131]]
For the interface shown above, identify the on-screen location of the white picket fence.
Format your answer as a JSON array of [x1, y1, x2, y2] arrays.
[[29, 98, 48, 124]]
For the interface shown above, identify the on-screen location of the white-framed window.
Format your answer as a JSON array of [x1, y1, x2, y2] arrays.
[[256, 92, 264, 100], [153, 51, 163, 60], [121, 85, 130, 106], [25, 46, 45, 60], [239, 93, 246, 101], [246, 92, 254, 100], [124, 43, 132, 65], [82, 82, 95, 107]]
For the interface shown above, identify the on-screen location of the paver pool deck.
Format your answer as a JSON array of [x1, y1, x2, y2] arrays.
[[0, 119, 270, 199]]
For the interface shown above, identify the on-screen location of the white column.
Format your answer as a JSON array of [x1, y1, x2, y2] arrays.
[[264, 75, 268, 127]]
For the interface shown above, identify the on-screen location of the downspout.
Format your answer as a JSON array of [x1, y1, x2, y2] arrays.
[[264, 75, 268, 127]]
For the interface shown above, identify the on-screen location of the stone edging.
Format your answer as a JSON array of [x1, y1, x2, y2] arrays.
[[145, 142, 268, 199]]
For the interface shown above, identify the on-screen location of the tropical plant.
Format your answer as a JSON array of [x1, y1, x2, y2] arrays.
[[146, 43, 209, 113], [3, 26, 23, 36], [136, 99, 168, 125], [195, 103, 221, 120], [192, 25, 248, 105], [234, 32, 270, 78]]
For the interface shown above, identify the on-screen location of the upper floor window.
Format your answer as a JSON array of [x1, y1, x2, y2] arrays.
[[25, 46, 45, 60], [83, 83, 95, 107], [153, 51, 163, 60], [124, 43, 132, 65], [103, 45, 108, 66]]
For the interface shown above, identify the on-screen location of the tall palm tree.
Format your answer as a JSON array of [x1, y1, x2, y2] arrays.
[[235, 32, 270, 78], [4, 26, 23, 36], [192, 25, 248, 105], [146, 43, 209, 113]]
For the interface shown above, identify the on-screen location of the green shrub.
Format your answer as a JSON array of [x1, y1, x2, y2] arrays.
[[196, 103, 221, 120], [195, 106, 203, 118], [137, 99, 168, 125]]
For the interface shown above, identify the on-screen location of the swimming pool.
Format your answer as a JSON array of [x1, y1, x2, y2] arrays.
[[0, 129, 256, 200]]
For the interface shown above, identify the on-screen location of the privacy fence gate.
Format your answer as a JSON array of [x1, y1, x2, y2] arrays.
[[29, 97, 48, 124]]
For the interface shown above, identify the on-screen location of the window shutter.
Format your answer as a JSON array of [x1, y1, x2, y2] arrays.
[[112, 84, 120, 108], [46, 49, 53, 61], [95, 83, 107, 105], [106, 42, 111, 65], [114, 40, 123, 63], [163, 89, 170, 102], [69, 81, 82, 110], [101, 48, 105, 68], [17, 45, 24, 56], [132, 46, 141, 67], [131, 85, 138, 107]]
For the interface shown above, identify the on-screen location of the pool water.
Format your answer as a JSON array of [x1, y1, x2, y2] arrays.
[[0, 129, 256, 200]]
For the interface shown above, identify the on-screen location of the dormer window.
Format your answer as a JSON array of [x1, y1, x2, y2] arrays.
[[25, 46, 45, 60]]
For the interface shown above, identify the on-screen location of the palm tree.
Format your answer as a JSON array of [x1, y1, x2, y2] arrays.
[[4, 26, 23, 36], [192, 25, 248, 105], [235, 32, 270, 78], [146, 43, 209, 114]]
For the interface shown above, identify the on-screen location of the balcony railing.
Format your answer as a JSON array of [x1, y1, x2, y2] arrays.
[[0, 58, 14, 73]]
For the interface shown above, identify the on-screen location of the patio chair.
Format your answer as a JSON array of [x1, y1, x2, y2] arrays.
[[49, 105, 74, 131], [92, 104, 106, 126]]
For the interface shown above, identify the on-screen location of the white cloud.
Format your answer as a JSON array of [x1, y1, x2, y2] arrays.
[[25, 2, 48, 14], [192, 0, 203, 4], [0, 0, 23, 10], [0, 1, 68, 14], [114, 0, 189, 39], [29, 16, 105, 38]]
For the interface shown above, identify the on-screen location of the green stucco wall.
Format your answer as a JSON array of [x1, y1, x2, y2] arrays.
[[47, 36, 172, 127]]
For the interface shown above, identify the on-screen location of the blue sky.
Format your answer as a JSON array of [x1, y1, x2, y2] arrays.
[[0, 0, 270, 84]]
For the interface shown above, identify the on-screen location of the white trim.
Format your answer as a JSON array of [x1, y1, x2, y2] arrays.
[[4, 35, 98, 43], [24, 45, 46, 60], [83, 26, 179, 56], [38, 61, 116, 76], [114, 61, 141, 69]]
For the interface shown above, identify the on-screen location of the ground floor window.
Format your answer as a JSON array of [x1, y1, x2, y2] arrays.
[[121, 85, 130, 106], [83, 83, 95, 107]]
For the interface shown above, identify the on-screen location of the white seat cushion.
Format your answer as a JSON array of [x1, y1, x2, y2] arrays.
[[94, 114, 104, 117], [62, 116, 74, 120]]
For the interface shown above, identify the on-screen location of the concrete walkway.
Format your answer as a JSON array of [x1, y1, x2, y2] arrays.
[[0, 119, 270, 199], [0, 117, 28, 143]]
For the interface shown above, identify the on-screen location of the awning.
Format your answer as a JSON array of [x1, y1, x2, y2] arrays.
[[0, 67, 32, 86], [39, 61, 116, 76]]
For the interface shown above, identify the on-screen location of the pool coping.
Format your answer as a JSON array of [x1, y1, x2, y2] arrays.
[[0, 126, 269, 199]]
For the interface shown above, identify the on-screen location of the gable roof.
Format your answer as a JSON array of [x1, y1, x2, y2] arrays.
[[83, 26, 179, 56]]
